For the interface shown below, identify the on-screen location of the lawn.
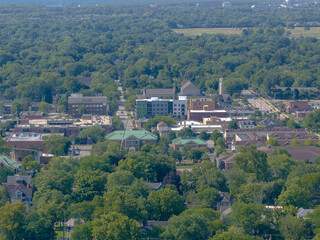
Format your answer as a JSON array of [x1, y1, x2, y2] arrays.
[[173, 28, 244, 36], [173, 27, 320, 39], [55, 227, 64, 239], [288, 27, 320, 39]]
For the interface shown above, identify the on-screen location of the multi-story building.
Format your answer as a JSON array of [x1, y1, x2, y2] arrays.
[[68, 94, 108, 117], [105, 130, 157, 151], [136, 96, 187, 118], [189, 98, 215, 111]]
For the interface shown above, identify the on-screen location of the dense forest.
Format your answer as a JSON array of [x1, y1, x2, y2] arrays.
[[0, 2, 319, 108]]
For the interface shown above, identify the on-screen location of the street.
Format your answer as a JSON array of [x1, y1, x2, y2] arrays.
[[115, 80, 132, 131]]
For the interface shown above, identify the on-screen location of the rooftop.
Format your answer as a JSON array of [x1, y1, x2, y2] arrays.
[[172, 137, 207, 145], [7, 133, 58, 142], [68, 94, 107, 104], [106, 130, 157, 141]]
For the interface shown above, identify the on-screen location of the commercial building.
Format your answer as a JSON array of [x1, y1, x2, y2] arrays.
[[189, 98, 215, 111], [105, 130, 157, 151], [68, 94, 108, 117], [14, 115, 112, 137], [136, 96, 187, 118], [187, 110, 228, 122]]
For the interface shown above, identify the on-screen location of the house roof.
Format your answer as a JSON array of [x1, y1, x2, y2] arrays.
[[180, 81, 199, 92], [7, 175, 31, 186], [105, 130, 157, 141], [296, 208, 314, 218], [0, 156, 20, 169], [146, 182, 163, 190], [157, 121, 168, 127], [258, 146, 320, 161], [172, 137, 207, 146]]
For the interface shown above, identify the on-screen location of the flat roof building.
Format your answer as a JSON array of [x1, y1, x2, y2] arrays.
[[68, 94, 108, 117]]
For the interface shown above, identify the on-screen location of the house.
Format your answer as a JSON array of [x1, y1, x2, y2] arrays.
[[146, 182, 163, 191], [216, 192, 232, 212], [179, 81, 201, 96], [172, 137, 207, 151], [216, 152, 241, 170], [20, 111, 43, 120], [296, 208, 314, 219], [6, 175, 33, 206], [68, 94, 108, 117], [170, 121, 223, 134], [77, 76, 92, 86], [105, 130, 157, 151]]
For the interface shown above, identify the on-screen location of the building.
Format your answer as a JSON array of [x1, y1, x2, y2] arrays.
[[179, 81, 201, 96], [172, 136, 207, 151], [216, 192, 232, 212], [157, 122, 170, 138], [286, 101, 310, 114], [138, 84, 176, 99], [219, 77, 224, 95], [68, 94, 108, 117], [0, 156, 20, 173], [136, 97, 187, 118], [189, 98, 215, 111], [20, 111, 43, 120], [188, 110, 228, 122], [14, 115, 112, 137], [105, 130, 157, 151], [6, 133, 55, 152], [6, 175, 33, 206]]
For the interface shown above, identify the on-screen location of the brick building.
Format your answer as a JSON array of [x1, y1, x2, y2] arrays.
[[68, 94, 108, 117], [189, 98, 215, 111], [105, 130, 157, 151], [187, 110, 228, 122]]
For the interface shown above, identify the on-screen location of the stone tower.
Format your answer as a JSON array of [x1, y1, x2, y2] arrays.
[[219, 77, 224, 95]]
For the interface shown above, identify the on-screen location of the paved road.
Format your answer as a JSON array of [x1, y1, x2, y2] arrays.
[[115, 80, 132, 131]]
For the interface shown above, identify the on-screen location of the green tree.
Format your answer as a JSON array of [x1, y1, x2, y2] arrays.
[[268, 154, 295, 180], [79, 126, 106, 144], [112, 116, 124, 131], [0, 166, 14, 183], [0, 186, 9, 207], [148, 188, 185, 221], [22, 155, 41, 172], [71, 222, 93, 240], [234, 145, 268, 181], [231, 202, 270, 235], [177, 128, 196, 137], [212, 227, 262, 240], [38, 101, 52, 114], [24, 209, 54, 240], [72, 169, 107, 202], [265, 137, 280, 146], [279, 214, 307, 240], [227, 120, 238, 129], [199, 131, 209, 140], [92, 212, 142, 240], [106, 171, 135, 190], [277, 184, 310, 208], [0, 202, 26, 240], [43, 135, 70, 156], [162, 213, 209, 240]]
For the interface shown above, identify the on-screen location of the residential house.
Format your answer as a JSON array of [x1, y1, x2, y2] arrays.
[[286, 101, 310, 114], [216, 192, 232, 212], [157, 122, 170, 138], [105, 130, 157, 151], [6, 175, 33, 206], [172, 137, 207, 151], [0, 156, 20, 173]]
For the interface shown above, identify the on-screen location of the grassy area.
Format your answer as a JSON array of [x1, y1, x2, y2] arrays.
[[288, 27, 320, 39], [55, 227, 64, 239], [173, 27, 320, 39], [173, 28, 243, 36]]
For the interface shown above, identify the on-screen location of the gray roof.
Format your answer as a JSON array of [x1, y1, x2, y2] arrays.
[[180, 81, 199, 91], [7, 175, 31, 186], [146, 88, 174, 95], [68, 94, 107, 104], [297, 208, 314, 218]]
